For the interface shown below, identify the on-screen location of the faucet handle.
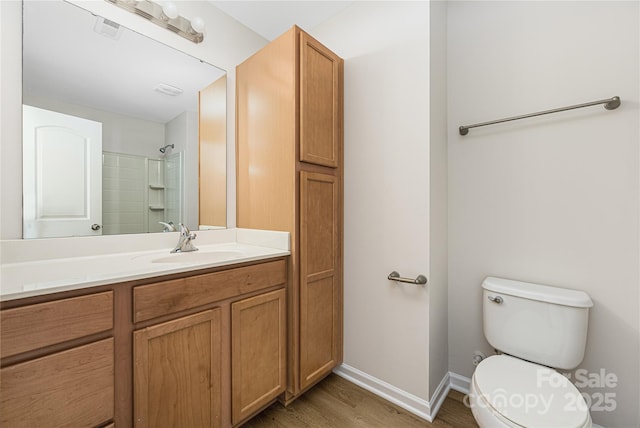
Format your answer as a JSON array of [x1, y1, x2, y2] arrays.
[[179, 223, 196, 239]]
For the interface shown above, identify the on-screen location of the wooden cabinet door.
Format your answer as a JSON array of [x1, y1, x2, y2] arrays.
[[134, 309, 221, 428], [299, 32, 342, 168], [299, 171, 341, 390], [231, 289, 286, 424], [1, 338, 114, 428]]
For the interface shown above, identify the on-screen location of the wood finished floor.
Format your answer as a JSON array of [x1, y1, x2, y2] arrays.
[[243, 374, 479, 428]]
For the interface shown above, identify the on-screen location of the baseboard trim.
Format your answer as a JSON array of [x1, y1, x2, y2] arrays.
[[333, 364, 434, 422], [448, 371, 471, 394], [334, 366, 606, 428], [428, 371, 452, 419]]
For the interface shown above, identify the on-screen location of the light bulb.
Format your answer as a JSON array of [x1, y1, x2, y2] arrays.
[[162, 1, 179, 20], [190, 16, 205, 33]]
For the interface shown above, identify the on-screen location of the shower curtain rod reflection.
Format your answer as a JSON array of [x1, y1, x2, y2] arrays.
[[459, 96, 621, 136]]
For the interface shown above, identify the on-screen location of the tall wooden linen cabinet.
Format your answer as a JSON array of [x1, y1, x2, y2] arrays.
[[236, 26, 343, 401]]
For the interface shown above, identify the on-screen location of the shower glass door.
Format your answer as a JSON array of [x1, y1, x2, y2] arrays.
[[164, 151, 184, 228]]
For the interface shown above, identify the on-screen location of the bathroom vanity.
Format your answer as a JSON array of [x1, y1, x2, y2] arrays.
[[1, 11, 344, 427], [0, 231, 289, 427]]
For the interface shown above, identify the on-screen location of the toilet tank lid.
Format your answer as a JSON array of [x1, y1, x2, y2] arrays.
[[482, 277, 593, 308]]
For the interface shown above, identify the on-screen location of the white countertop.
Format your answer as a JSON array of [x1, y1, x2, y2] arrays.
[[0, 229, 289, 301]]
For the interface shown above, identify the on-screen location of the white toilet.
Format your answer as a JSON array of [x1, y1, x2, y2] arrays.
[[469, 277, 594, 428]]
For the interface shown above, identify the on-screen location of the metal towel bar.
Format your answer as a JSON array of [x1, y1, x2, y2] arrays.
[[459, 96, 621, 136], [388, 271, 427, 285]]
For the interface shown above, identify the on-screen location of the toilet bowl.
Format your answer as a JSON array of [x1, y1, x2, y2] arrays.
[[472, 277, 595, 428], [470, 355, 591, 428]]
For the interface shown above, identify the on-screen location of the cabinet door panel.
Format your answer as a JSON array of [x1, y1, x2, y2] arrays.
[[299, 171, 340, 390], [134, 309, 221, 428], [1, 338, 114, 427], [231, 289, 286, 424], [299, 32, 341, 168], [302, 276, 336, 374]]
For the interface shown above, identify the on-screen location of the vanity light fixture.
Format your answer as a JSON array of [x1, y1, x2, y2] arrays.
[[104, 0, 205, 43]]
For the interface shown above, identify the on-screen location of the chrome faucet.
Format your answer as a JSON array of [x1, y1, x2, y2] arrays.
[[159, 221, 177, 232], [170, 224, 198, 253]]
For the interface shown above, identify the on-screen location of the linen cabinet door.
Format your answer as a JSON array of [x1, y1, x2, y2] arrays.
[[134, 309, 221, 428], [231, 288, 286, 424], [299, 171, 341, 390], [299, 32, 342, 168]]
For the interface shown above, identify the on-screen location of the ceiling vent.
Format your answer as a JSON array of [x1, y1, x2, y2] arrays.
[[154, 83, 184, 96], [94, 17, 123, 40]]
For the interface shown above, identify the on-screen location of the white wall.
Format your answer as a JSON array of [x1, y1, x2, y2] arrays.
[[447, 2, 639, 427], [428, 0, 448, 400], [23, 94, 166, 157], [0, 0, 267, 239], [314, 0, 433, 407]]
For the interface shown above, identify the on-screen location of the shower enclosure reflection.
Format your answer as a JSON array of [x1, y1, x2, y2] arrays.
[[22, 0, 226, 238], [101, 149, 184, 235]]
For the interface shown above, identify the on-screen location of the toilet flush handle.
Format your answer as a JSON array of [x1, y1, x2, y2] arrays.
[[488, 295, 503, 304]]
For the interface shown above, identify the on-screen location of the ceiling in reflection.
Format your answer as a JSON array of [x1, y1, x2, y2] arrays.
[[23, 1, 225, 124]]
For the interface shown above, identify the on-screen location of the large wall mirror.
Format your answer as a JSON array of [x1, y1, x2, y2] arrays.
[[22, 0, 227, 239]]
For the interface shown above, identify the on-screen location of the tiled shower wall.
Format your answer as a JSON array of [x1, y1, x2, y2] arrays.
[[102, 152, 147, 235], [103, 152, 183, 235]]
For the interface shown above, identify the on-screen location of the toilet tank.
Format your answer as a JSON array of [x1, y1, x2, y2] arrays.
[[482, 277, 593, 370]]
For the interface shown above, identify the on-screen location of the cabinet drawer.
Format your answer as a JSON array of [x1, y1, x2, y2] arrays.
[[1, 291, 113, 358], [134, 259, 286, 323], [1, 338, 114, 427]]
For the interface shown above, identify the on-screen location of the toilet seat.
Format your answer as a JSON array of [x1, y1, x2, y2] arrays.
[[470, 355, 591, 428]]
